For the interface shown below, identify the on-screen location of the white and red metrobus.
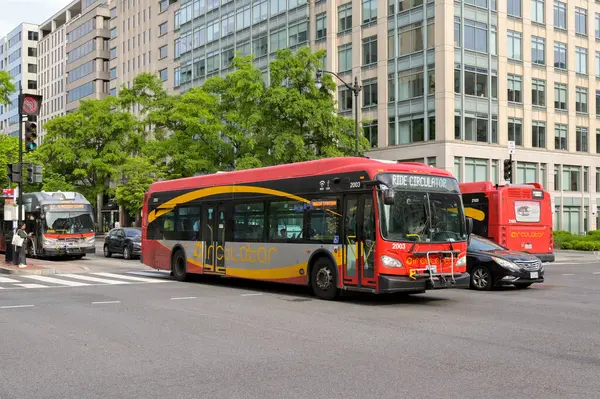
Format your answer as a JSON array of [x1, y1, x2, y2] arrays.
[[141, 157, 472, 300]]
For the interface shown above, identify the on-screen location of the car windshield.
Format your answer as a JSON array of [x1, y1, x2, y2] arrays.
[[378, 190, 467, 243], [44, 211, 95, 234], [468, 236, 507, 251], [125, 229, 141, 237]]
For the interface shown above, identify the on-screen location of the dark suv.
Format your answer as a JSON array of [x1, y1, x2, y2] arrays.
[[103, 228, 142, 260]]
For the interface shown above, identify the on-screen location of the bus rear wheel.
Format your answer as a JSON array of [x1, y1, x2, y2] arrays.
[[171, 250, 189, 282], [311, 258, 339, 300]]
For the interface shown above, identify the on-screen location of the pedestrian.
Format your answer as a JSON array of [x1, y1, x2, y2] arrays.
[[13, 224, 29, 268]]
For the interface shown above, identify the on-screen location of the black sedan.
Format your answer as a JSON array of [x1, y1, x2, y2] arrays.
[[103, 227, 142, 260], [467, 235, 544, 291]]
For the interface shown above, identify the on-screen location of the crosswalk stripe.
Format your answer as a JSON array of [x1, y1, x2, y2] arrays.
[[59, 274, 132, 285], [0, 277, 22, 283], [92, 272, 167, 283], [14, 284, 48, 289], [22, 275, 90, 287]]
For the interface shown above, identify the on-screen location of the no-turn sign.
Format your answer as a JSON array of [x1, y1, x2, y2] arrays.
[[19, 94, 43, 116]]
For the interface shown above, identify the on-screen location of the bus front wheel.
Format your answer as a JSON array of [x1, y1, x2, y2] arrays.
[[171, 250, 189, 282], [311, 258, 339, 300]]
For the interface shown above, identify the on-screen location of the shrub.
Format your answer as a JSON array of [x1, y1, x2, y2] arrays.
[[560, 242, 573, 250]]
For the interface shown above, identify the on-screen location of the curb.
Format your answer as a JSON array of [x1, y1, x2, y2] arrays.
[[0, 265, 56, 275]]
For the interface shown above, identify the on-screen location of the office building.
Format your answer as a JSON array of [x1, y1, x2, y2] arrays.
[[109, 0, 180, 96], [0, 23, 40, 137], [38, 0, 81, 142]]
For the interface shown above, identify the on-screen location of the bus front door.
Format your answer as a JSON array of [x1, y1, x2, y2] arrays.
[[202, 203, 227, 274], [343, 194, 376, 289]]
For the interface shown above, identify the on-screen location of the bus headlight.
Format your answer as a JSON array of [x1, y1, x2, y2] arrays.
[[456, 256, 466, 267], [43, 238, 56, 247], [85, 236, 95, 245], [381, 255, 403, 268]]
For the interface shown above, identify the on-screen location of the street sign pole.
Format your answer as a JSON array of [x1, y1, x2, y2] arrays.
[[17, 82, 23, 228], [507, 140, 515, 184]]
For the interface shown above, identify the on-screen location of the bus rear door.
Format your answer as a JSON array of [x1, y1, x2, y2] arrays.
[[342, 194, 376, 289], [202, 203, 227, 274]]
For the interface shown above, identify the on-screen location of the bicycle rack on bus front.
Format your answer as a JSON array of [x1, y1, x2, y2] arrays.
[[410, 250, 459, 286]]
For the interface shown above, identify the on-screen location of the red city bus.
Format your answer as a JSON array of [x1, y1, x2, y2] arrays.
[[460, 182, 554, 262], [141, 157, 472, 300]]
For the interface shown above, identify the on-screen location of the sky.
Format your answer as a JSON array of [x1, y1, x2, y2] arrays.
[[0, 0, 74, 38]]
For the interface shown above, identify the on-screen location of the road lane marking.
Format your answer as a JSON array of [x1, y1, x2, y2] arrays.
[[92, 301, 121, 304], [0, 305, 34, 309], [241, 293, 263, 297], [561, 274, 575, 276], [22, 275, 90, 286], [593, 272, 600, 275], [93, 272, 167, 283], [0, 277, 22, 283], [14, 284, 48, 289], [170, 297, 196, 300], [60, 274, 132, 285]]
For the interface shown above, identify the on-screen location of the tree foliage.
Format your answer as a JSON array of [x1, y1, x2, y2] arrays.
[[21, 47, 370, 219], [0, 135, 18, 188], [0, 70, 16, 106]]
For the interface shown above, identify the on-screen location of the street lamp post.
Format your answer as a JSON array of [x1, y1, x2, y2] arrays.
[[315, 70, 362, 156]]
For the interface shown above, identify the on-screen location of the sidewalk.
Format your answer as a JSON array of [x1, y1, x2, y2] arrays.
[[554, 250, 600, 264], [0, 254, 90, 275]]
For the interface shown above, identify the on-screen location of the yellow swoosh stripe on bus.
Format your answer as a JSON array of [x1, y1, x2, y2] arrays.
[[148, 185, 341, 223], [446, 207, 485, 221]]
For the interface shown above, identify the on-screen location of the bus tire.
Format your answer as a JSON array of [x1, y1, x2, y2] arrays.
[[171, 249, 189, 282], [310, 257, 339, 300]]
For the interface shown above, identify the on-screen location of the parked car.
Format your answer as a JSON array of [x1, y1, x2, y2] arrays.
[[104, 227, 142, 260], [467, 234, 544, 291]]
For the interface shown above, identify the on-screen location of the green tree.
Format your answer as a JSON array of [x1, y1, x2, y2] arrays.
[[0, 135, 18, 188], [115, 156, 166, 216], [0, 70, 16, 106], [37, 96, 138, 204]]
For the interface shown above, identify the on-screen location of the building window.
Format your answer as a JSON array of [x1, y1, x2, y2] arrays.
[[362, 36, 377, 66], [576, 127, 588, 152], [316, 13, 326, 40], [507, 74, 522, 103], [454, 157, 462, 183], [554, 83, 567, 110], [554, 1, 566, 30], [159, 22, 167, 36], [159, 45, 168, 59], [388, 116, 427, 145], [508, 0, 521, 17], [288, 22, 308, 46], [388, 30, 395, 59], [159, 0, 168, 12], [464, 20, 488, 53], [576, 47, 588, 74], [398, 21, 434, 56], [339, 88, 353, 111], [531, 0, 544, 24], [110, 67, 117, 79], [338, 43, 352, 73], [554, 42, 566, 69], [362, 0, 377, 24], [532, 79, 545, 106], [388, 73, 395, 102], [508, 118, 523, 146], [363, 120, 378, 148], [27, 64, 37, 73], [532, 121, 546, 148], [457, 66, 497, 98], [27, 31, 39, 41], [576, 86, 588, 113], [562, 166, 581, 192], [531, 36, 545, 65], [338, 3, 352, 33], [516, 162, 537, 184], [159, 68, 168, 81], [454, 17, 460, 47], [597, 130, 600, 153], [398, 68, 426, 101], [27, 80, 37, 90], [465, 158, 489, 183], [596, 13, 600, 39], [110, 27, 117, 38], [455, 114, 498, 143], [507, 30, 521, 60], [362, 79, 377, 107], [575, 7, 587, 35], [555, 124, 568, 150], [596, 90, 600, 116]]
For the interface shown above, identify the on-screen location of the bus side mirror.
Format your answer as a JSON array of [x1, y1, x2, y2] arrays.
[[383, 189, 394, 205], [466, 217, 473, 236]]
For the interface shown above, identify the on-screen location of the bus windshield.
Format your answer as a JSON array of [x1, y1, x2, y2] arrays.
[[43, 211, 95, 234], [378, 190, 467, 243]]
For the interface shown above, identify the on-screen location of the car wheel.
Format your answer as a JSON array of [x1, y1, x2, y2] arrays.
[[470, 265, 493, 291], [123, 246, 131, 260], [310, 257, 339, 300], [103, 245, 112, 258], [514, 283, 532, 289], [171, 250, 188, 282]]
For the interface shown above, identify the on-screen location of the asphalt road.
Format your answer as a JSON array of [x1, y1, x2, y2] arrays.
[[1, 261, 599, 398]]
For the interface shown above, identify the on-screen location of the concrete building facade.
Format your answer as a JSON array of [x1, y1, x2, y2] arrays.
[[0, 23, 40, 137]]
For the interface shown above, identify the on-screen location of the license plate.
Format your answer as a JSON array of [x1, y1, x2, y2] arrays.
[[530, 272, 539, 279], [525, 243, 532, 249], [426, 265, 437, 273]]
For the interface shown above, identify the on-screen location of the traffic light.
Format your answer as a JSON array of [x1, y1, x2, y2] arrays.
[[7, 163, 21, 183], [26, 164, 43, 184], [24, 121, 38, 152], [503, 159, 512, 183]]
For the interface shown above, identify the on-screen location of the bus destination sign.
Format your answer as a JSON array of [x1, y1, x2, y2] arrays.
[[382, 173, 460, 193]]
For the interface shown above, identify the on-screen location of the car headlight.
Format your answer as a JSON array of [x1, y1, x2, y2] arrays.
[[492, 257, 520, 271], [381, 255, 403, 268], [133, 241, 141, 247], [85, 236, 95, 244], [456, 256, 466, 267]]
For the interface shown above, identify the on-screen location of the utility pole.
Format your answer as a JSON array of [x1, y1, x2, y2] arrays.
[[18, 82, 23, 227]]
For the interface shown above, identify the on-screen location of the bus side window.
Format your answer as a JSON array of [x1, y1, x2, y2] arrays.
[[232, 202, 265, 242], [268, 200, 304, 241], [306, 198, 340, 243]]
